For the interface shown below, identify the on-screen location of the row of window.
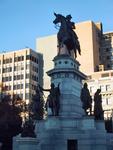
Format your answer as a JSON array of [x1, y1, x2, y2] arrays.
[[101, 72, 113, 77], [2, 58, 12, 64], [2, 74, 38, 82], [3, 83, 37, 91], [25, 83, 37, 90], [14, 56, 24, 62], [14, 65, 24, 71], [14, 84, 23, 90], [2, 76, 12, 82], [3, 67, 12, 73], [2, 85, 11, 91], [1, 65, 38, 73], [89, 84, 111, 93], [14, 74, 24, 80], [32, 75, 38, 82], [26, 55, 38, 64], [0, 54, 39, 65], [102, 97, 113, 105], [32, 65, 38, 73], [26, 73, 38, 81]]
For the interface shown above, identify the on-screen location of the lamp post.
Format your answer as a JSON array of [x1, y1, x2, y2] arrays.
[[111, 109, 113, 132], [0, 83, 3, 101]]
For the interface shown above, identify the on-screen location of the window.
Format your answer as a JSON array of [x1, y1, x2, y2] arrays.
[[21, 84, 23, 89], [36, 59, 38, 64], [17, 75, 20, 80], [106, 48, 109, 52], [21, 74, 24, 79], [25, 93, 29, 99], [102, 97, 106, 105], [18, 56, 21, 61], [108, 98, 112, 105], [26, 64, 30, 69], [106, 85, 110, 91], [107, 64, 111, 68], [101, 73, 109, 78], [9, 67, 12, 72], [31, 56, 34, 61], [26, 73, 30, 79], [25, 83, 30, 88], [3, 68, 6, 73], [21, 65, 24, 70], [100, 85, 105, 92], [6, 77, 8, 81], [14, 76, 16, 80], [14, 66, 17, 71], [26, 55, 30, 60], [106, 56, 110, 60], [9, 76, 12, 81], [21, 56, 24, 61], [3, 59, 6, 64], [89, 86, 94, 93], [14, 57, 17, 62], [13, 85, 17, 90], [8, 86, 11, 90], [10, 58, 12, 63], [17, 84, 20, 89]]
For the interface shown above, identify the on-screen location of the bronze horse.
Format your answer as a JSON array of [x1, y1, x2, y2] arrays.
[[53, 13, 81, 58]]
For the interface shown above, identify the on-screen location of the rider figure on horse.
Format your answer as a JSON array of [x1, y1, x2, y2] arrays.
[[53, 13, 81, 58]]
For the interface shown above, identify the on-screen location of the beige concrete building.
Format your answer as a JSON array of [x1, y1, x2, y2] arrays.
[[36, 21, 102, 89], [36, 35, 57, 89], [86, 70, 113, 118], [0, 48, 43, 102]]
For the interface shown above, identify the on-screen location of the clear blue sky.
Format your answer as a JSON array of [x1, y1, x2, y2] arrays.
[[0, 0, 113, 52]]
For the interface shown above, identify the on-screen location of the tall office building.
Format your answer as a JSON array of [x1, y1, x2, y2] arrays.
[[36, 20, 102, 88], [100, 31, 113, 70], [0, 48, 43, 103]]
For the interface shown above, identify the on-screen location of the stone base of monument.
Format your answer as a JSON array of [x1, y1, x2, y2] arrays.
[[35, 55, 108, 150], [36, 116, 107, 150], [13, 135, 39, 150]]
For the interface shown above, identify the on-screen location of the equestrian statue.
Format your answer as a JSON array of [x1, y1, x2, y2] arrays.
[[53, 13, 81, 58]]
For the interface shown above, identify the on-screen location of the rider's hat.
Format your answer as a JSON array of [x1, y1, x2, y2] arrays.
[[66, 15, 72, 20]]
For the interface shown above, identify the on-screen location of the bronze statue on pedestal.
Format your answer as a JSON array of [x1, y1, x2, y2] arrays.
[[53, 13, 81, 58]]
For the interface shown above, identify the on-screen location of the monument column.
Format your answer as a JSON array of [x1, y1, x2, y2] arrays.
[[47, 54, 86, 118]]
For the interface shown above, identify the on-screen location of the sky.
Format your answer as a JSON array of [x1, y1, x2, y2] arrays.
[[0, 0, 113, 52]]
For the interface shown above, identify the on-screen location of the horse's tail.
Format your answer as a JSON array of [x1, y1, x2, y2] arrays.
[[75, 39, 81, 55]]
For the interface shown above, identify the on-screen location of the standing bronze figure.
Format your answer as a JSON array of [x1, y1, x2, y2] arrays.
[[80, 83, 92, 115], [40, 83, 60, 116], [94, 89, 104, 120], [53, 13, 81, 58]]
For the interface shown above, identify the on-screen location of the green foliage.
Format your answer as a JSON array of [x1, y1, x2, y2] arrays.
[[0, 95, 22, 138]]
